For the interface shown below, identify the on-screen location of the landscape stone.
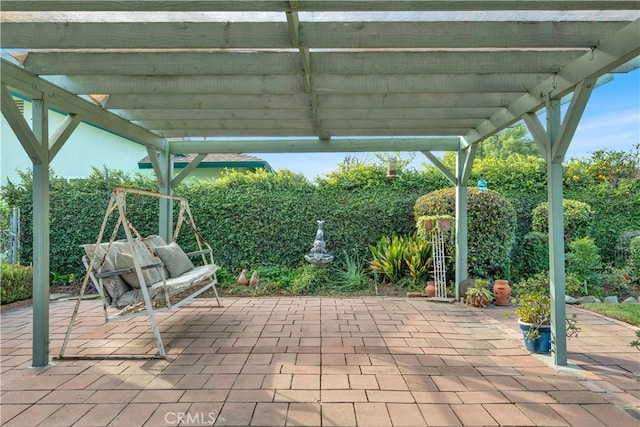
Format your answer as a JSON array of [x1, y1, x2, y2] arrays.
[[578, 296, 599, 304], [603, 296, 619, 304], [622, 297, 638, 304], [565, 295, 579, 304]]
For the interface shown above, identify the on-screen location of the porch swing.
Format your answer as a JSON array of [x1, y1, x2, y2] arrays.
[[57, 186, 221, 359]]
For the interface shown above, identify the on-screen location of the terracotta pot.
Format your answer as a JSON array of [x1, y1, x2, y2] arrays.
[[493, 279, 512, 306], [424, 281, 436, 297]]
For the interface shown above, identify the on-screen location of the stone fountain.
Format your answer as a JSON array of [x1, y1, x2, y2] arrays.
[[304, 220, 334, 266]]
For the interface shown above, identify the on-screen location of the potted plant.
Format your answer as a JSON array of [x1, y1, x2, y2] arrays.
[[511, 273, 580, 353], [464, 279, 493, 307], [515, 291, 552, 353]]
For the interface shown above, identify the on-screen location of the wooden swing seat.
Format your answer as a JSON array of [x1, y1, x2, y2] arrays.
[[58, 186, 221, 360]]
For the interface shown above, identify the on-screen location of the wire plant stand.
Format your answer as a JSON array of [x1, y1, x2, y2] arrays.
[[428, 217, 456, 303]]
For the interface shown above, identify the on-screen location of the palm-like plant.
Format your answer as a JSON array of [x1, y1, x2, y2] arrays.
[[369, 234, 405, 283], [404, 239, 432, 285]]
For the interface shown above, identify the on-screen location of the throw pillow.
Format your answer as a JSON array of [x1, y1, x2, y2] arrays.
[[154, 242, 195, 278], [115, 252, 163, 288]]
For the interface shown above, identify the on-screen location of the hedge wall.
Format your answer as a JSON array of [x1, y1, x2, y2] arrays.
[[2, 148, 637, 283], [1, 164, 447, 277]]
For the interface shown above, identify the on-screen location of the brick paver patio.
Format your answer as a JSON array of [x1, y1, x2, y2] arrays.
[[1, 297, 638, 426]]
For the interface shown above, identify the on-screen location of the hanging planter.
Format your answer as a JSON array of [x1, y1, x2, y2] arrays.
[[437, 217, 451, 232], [417, 215, 453, 235]]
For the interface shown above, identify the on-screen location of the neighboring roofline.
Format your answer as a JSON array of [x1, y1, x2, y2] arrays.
[[138, 160, 274, 172]]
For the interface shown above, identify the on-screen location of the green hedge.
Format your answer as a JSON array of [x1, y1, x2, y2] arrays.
[[2, 147, 637, 285], [1, 263, 33, 304], [414, 188, 517, 280], [1, 164, 445, 278]]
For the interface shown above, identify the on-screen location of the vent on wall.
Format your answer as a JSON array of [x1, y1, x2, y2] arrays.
[[14, 99, 24, 114]]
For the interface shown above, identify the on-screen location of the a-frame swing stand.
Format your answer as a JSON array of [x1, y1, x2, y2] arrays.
[[57, 186, 221, 360]]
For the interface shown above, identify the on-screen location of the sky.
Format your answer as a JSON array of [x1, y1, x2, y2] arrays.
[[256, 67, 640, 181]]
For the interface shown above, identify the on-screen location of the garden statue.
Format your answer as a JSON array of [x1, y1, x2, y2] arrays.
[[304, 220, 334, 266]]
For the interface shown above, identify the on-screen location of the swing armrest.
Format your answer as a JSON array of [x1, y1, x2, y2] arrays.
[[94, 261, 165, 279], [185, 249, 212, 257]]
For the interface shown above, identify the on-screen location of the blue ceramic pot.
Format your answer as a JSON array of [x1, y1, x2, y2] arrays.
[[518, 320, 551, 353]]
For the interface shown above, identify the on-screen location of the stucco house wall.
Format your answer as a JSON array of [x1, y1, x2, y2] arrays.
[[1, 98, 147, 186]]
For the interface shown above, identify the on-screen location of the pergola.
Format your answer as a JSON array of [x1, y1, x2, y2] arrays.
[[1, 1, 639, 369]]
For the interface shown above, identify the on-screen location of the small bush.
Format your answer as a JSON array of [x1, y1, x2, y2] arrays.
[[565, 272, 593, 298], [512, 231, 549, 279], [330, 249, 372, 294], [1, 263, 33, 304], [614, 230, 640, 267], [291, 264, 332, 295], [600, 265, 639, 300], [630, 237, 640, 279], [565, 237, 602, 294], [532, 199, 594, 246], [512, 272, 549, 297]]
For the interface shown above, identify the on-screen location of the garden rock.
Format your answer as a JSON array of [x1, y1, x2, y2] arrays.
[[578, 296, 600, 304], [622, 297, 638, 304], [603, 296, 619, 304], [565, 295, 579, 304]]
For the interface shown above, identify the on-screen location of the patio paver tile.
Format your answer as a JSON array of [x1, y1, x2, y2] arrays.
[[132, 389, 184, 403], [451, 403, 498, 426], [367, 390, 415, 403], [285, 402, 321, 426], [144, 402, 192, 426], [582, 403, 640, 427], [74, 403, 127, 427], [2, 403, 62, 427], [250, 402, 288, 426], [482, 403, 536, 426], [107, 403, 158, 427], [386, 403, 427, 426], [0, 404, 30, 424], [417, 403, 462, 426], [1, 390, 52, 404], [291, 374, 320, 390], [321, 374, 350, 389], [321, 403, 356, 426], [548, 403, 608, 427], [354, 402, 392, 427], [516, 403, 571, 426]]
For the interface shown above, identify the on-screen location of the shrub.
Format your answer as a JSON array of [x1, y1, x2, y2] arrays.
[[532, 199, 594, 246], [600, 266, 638, 300], [565, 237, 602, 294], [566, 178, 640, 264], [614, 230, 640, 267], [512, 231, 549, 280], [630, 237, 640, 279], [329, 249, 372, 294], [512, 272, 549, 297], [414, 188, 516, 279], [1, 263, 33, 304], [291, 264, 332, 295]]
